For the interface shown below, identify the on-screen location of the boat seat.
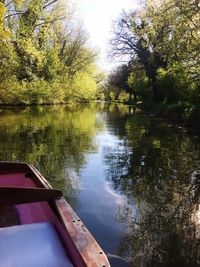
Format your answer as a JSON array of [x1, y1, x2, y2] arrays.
[[0, 222, 74, 267]]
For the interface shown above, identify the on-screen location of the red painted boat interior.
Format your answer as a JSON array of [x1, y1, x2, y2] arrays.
[[0, 173, 33, 187], [0, 171, 80, 266], [0, 173, 55, 224]]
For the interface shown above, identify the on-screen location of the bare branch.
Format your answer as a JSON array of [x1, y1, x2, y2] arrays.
[[43, 0, 58, 9], [5, 11, 24, 19], [35, 16, 67, 27], [5, 0, 14, 7]]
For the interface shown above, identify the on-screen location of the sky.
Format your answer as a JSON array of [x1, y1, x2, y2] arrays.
[[77, 0, 139, 72]]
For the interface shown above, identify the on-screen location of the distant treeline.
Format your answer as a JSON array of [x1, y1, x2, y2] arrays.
[[102, 0, 199, 129], [0, 0, 101, 105]]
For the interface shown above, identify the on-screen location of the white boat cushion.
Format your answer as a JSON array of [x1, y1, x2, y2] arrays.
[[0, 222, 73, 267]]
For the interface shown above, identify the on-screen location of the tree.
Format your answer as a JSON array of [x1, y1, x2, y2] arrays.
[[108, 64, 131, 99], [110, 0, 200, 103], [111, 10, 166, 101], [0, 0, 99, 104], [142, 0, 200, 83]]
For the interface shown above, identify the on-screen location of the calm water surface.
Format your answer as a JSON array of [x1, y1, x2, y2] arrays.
[[0, 103, 200, 267]]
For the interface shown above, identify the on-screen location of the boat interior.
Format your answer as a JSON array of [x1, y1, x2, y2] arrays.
[[0, 163, 74, 267]]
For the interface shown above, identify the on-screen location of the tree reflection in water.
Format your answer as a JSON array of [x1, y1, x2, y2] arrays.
[[0, 104, 104, 206], [104, 108, 200, 267]]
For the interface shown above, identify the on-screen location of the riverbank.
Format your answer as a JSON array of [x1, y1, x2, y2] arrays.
[[96, 99, 200, 133], [0, 77, 97, 105], [0, 97, 199, 133], [138, 101, 200, 133]]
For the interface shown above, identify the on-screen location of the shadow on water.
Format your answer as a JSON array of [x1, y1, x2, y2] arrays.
[[0, 103, 200, 267]]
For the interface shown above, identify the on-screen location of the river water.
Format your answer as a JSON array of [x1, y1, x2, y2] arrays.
[[0, 103, 200, 267]]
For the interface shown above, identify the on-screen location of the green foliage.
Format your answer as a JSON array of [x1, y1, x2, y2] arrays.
[[43, 47, 63, 81], [69, 71, 97, 102], [110, 0, 200, 129], [96, 90, 105, 101], [156, 68, 178, 103], [0, 0, 98, 104], [118, 91, 129, 102], [109, 91, 117, 101], [128, 69, 150, 101], [0, 78, 63, 105]]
